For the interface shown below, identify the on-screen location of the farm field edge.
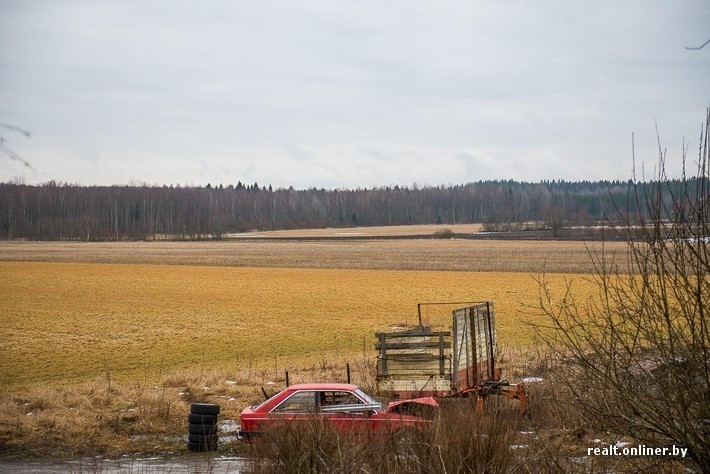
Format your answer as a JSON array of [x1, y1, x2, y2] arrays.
[[0, 260, 598, 392]]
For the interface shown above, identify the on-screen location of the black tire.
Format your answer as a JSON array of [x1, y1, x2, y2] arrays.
[[187, 440, 218, 452], [187, 413, 218, 425], [188, 432, 218, 443], [189, 423, 218, 435], [190, 403, 220, 415]]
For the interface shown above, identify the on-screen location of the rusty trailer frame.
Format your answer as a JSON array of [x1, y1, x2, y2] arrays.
[[375, 301, 526, 415]]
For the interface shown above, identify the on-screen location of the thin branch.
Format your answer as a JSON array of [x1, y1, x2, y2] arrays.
[[685, 38, 710, 50], [0, 122, 33, 170], [0, 142, 34, 170]]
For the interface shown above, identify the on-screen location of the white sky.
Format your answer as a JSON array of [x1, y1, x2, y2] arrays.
[[1, 0, 708, 189]]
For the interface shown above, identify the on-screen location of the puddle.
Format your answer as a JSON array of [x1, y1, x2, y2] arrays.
[[0, 455, 248, 473]]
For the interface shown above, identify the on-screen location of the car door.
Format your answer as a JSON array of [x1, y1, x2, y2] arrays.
[[264, 390, 319, 430]]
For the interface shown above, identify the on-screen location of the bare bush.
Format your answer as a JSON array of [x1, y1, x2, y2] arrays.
[[433, 228, 455, 239], [533, 107, 710, 472], [246, 402, 522, 474]]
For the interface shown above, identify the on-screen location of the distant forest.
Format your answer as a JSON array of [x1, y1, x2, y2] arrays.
[[0, 179, 691, 241]]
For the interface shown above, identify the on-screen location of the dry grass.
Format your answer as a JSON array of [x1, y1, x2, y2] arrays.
[[0, 238, 630, 273], [225, 223, 484, 238], [0, 352, 377, 457], [0, 347, 691, 472], [0, 236, 615, 459], [0, 261, 601, 390]]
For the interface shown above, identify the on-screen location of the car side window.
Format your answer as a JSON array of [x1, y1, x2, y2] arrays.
[[319, 391, 364, 407], [318, 390, 376, 415], [271, 391, 317, 413]]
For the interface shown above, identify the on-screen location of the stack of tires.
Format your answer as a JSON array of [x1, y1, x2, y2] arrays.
[[188, 403, 220, 452]]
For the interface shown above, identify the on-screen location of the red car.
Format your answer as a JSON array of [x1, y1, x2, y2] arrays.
[[238, 382, 437, 440]]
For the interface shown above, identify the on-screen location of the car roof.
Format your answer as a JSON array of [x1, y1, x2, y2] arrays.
[[282, 383, 361, 391]]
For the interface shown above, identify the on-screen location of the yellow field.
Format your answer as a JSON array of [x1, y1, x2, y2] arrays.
[[0, 238, 610, 391], [0, 237, 615, 457]]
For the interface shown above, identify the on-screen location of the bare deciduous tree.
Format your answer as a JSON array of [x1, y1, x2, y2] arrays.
[[534, 107, 710, 471]]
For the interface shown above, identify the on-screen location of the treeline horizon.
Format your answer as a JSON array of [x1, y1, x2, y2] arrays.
[[0, 178, 689, 240]]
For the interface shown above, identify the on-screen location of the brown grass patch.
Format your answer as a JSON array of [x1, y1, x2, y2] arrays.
[[225, 223, 485, 238], [0, 238, 630, 273]]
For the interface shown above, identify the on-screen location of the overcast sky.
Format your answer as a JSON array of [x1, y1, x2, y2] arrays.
[[1, 1, 708, 189]]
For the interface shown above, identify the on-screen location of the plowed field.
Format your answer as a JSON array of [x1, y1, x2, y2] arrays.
[[1, 238, 614, 390]]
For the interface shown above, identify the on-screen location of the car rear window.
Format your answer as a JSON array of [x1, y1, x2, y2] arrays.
[[271, 391, 317, 413]]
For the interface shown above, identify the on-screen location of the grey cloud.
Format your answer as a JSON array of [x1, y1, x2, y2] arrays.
[[1, 0, 708, 187]]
